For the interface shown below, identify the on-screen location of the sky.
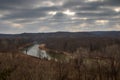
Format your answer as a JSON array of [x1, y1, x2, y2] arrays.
[[0, 0, 120, 34]]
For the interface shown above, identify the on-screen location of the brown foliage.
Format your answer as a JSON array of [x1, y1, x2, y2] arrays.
[[0, 37, 120, 80]]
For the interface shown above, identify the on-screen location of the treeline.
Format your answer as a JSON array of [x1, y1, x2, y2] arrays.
[[0, 36, 120, 80], [0, 44, 120, 80], [44, 37, 120, 53], [0, 38, 32, 53]]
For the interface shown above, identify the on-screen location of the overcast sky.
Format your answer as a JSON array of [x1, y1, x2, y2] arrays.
[[0, 0, 120, 34]]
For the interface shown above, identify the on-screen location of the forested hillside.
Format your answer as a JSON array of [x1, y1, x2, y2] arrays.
[[0, 31, 120, 80]]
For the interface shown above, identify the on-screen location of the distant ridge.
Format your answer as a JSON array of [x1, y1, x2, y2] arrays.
[[0, 31, 120, 38]]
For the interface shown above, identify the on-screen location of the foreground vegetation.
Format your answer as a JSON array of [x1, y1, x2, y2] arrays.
[[0, 36, 120, 80]]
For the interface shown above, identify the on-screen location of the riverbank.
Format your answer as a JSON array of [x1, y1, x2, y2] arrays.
[[21, 44, 73, 62], [39, 44, 73, 57]]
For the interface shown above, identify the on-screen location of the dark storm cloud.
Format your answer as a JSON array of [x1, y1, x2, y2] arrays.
[[76, 11, 120, 17], [105, 0, 120, 6], [53, 12, 68, 19], [0, 0, 120, 33], [1, 11, 46, 20], [63, 0, 83, 8], [1, 6, 59, 20], [0, 0, 39, 7]]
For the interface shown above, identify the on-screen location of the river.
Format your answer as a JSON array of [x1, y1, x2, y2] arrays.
[[23, 44, 51, 60], [23, 44, 70, 62]]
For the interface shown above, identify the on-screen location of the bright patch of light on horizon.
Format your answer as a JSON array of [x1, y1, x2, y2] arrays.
[[65, 23, 91, 32], [39, 26, 50, 32], [100, 6, 120, 13], [85, 0, 104, 2], [11, 23, 23, 29], [71, 17, 88, 20], [95, 20, 109, 25], [114, 7, 120, 13], [63, 9, 75, 16], [48, 11, 57, 15], [114, 24, 120, 29], [3, 21, 23, 28]]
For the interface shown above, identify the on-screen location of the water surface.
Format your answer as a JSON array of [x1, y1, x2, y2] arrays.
[[23, 44, 51, 59], [23, 44, 69, 62]]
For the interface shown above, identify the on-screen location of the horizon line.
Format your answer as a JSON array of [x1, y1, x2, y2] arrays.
[[0, 30, 120, 35]]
